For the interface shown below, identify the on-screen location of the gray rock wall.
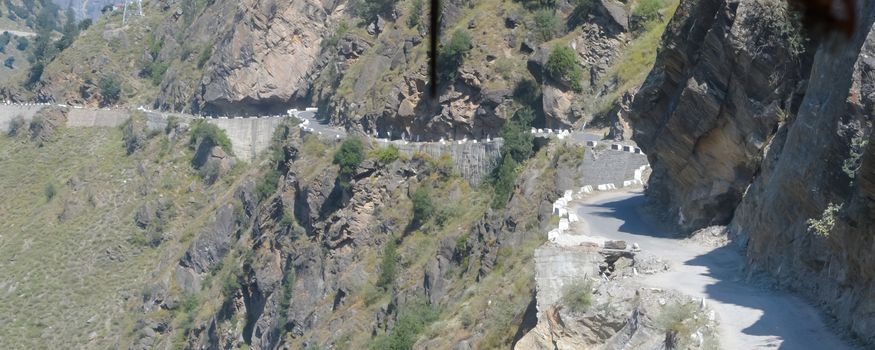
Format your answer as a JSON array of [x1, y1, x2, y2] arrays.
[[387, 139, 504, 186], [627, 0, 875, 343], [533, 246, 602, 316]]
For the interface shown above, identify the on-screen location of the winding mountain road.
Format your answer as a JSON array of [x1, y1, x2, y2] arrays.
[[574, 190, 858, 350], [0, 29, 36, 37]]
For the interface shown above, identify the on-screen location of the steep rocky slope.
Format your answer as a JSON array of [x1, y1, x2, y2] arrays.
[[17, 0, 676, 139], [0, 106, 611, 349], [628, 0, 875, 344], [158, 131, 598, 349]]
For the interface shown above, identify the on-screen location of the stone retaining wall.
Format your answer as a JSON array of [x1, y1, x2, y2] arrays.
[[377, 139, 504, 186]]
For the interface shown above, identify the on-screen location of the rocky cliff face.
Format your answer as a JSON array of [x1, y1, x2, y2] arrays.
[[196, 0, 344, 115], [32, 0, 657, 140], [629, 0, 875, 343]]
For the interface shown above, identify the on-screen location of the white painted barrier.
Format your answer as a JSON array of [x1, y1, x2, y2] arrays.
[[558, 218, 570, 231]]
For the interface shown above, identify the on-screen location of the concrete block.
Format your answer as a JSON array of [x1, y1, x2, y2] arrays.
[[558, 219, 570, 231]]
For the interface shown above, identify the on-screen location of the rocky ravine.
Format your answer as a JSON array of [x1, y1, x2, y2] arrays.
[[628, 0, 875, 344]]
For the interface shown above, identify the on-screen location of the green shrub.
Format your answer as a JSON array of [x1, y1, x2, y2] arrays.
[[560, 280, 593, 313], [324, 20, 350, 49], [256, 168, 281, 203], [26, 62, 43, 88], [375, 145, 400, 164], [122, 116, 147, 155], [222, 262, 243, 296], [146, 34, 163, 60], [177, 294, 200, 335], [164, 116, 180, 134], [492, 156, 519, 209], [532, 8, 560, 42], [513, 78, 541, 106], [7, 116, 25, 136], [78, 18, 92, 31], [44, 182, 56, 201], [197, 160, 222, 184], [754, 0, 806, 57], [370, 297, 439, 350], [438, 30, 473, 83], [279, 211, 294, 229], [843, 135, 868, 179], [148, 62, 169, 86], [633, 0, 663, 23], [0, 32, 9, 48], [408, 0, 423, 28], [492, 107, 535, 208], [656, 301, 705, 350], [99, 75, 122, 105], [276, 269, 295, 333], [302, 134, 326, 157], [196, 45, 212, 68], [807, 203, 842, 237], [501, 107, 535, 163], [15, 36, 28, 51], [425, 154, 456, 179], [333, 138, 365, 188], [545, 46, 583, 92], [376, 238, 397, 290], [436, 205, 462, 228], [3, 56, 13, 69], [411, 185, 434, 228], [189, 120, 233, 154]]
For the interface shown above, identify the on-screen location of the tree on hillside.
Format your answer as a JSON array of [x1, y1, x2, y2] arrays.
[[501, 107, 535, 163], [493, 107, 536, 208], [26, 62, 43, 88], [16, 36, 28, 51], [533, 8, 560, 42], [55, 6, 80, 51], [334, 138, 365, 188], [513, 78, 541, 106], [545, 45, 583, 92], [411, 185, 434, 228], [99, 75, 121, 105], [438, 30, 473, 83], [4, 56, 14, 69]]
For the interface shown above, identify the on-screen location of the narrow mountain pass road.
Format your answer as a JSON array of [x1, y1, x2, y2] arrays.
[[0, 29, 36, 37], [574, 190, 858, 350]]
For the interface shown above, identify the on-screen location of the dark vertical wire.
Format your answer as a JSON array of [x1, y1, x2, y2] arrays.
[[429, 0, 439, 98]]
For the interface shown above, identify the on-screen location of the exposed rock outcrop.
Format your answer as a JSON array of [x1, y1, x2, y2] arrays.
[[628, 0, 875, 343], [197, 0, 343, 115]]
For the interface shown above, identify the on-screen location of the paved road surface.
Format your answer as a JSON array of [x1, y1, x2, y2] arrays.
[[291, 111, 346, 139], [1, 29, 36, 37], [574, 190, 858, 350]]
